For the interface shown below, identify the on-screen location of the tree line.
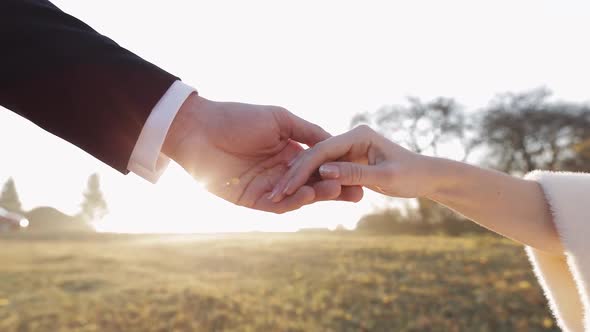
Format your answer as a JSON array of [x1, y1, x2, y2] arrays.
[[353, 88, 590, 236], [0, 173, 108, 226]]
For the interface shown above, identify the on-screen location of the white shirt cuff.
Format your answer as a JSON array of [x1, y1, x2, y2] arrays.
[[127, 80, 196, 183]]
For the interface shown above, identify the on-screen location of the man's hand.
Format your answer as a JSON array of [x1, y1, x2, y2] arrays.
[[162, 93, 363, 214]]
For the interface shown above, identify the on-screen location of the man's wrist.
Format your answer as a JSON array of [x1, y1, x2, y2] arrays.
[[127, 81, 196, 183], [162, 92, 202, 160]]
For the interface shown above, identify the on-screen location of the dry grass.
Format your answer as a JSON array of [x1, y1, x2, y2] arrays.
[[0, 232, 556, 331]]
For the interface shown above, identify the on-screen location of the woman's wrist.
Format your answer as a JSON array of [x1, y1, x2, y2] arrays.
[[420, 156, 464, 202]]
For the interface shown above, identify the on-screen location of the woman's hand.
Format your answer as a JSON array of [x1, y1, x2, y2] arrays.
[[269, 125, 438, 202], [269, 125, 562, 254]]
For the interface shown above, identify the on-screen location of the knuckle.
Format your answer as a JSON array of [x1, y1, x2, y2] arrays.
[[357, 124, 371, 132], [352, 166, 364, 184], [271, 106, 291, 122], [354, 124, 373, 136], [272, 105, 289, 114], [343, 164, 363, 184], [273, 106, 291, 119]]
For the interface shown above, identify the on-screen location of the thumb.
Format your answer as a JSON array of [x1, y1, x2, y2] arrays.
[[319, 162, 387, 186], [275, 109, 331, 146]]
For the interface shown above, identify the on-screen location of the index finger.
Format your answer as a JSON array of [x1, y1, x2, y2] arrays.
[[271, 130, 359, 202]]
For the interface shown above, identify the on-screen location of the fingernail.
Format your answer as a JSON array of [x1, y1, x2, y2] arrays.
[[319, 165, 340, 178], [282, 179, 292, 196], [268, 186, 281, 200], [288, 158, 297, 168], [271, 193, 283, 203]]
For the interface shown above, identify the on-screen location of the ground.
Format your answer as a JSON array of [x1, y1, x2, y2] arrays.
[[0, 232, 557, 332]]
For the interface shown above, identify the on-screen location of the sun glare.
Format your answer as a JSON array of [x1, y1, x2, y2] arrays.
[[3, 0, 589, 234]]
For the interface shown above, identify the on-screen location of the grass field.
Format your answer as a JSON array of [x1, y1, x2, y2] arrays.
[[0, 232, 557, 332]]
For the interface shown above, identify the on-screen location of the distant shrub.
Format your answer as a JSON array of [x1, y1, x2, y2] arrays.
[[25, 207, 94, 233], [356, 205, 493, 237]]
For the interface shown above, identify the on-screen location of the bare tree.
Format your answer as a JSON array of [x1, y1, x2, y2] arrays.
[[352, 97, 479, 161], [352, 97, 480, 224], [352, 89, 590, 229], [480, 88, 590, 173]]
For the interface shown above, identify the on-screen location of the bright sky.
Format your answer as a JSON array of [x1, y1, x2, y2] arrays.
[[1, 0, 589, 233]]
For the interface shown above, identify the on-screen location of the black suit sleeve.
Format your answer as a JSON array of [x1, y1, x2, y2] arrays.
[[0, 0, 179, 173]]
